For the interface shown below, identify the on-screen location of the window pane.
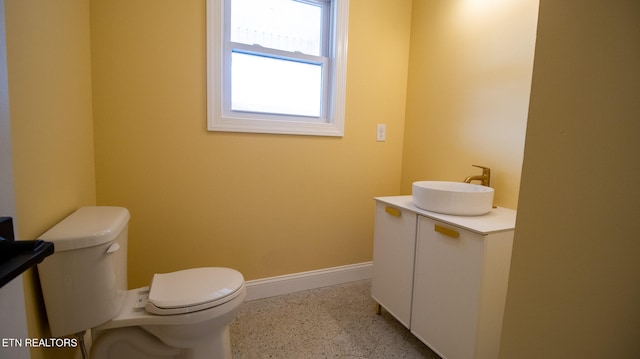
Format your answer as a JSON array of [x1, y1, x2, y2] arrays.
[[231, 52, 322, 118], [230, 0, 322, 56]]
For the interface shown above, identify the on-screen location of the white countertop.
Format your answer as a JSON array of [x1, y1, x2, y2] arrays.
[[375, 196, 517, 234]]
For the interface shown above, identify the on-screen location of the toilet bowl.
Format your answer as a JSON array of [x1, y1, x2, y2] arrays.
[[37, 207, 245, 359]]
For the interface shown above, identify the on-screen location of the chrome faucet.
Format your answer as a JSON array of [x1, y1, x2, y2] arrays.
[[463, 165, 491, 187]]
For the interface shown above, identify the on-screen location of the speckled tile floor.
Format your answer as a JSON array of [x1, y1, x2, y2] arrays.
[[230, 279, 441, 358]]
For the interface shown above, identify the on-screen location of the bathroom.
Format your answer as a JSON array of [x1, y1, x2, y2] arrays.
[[1, 0, 639, 358]]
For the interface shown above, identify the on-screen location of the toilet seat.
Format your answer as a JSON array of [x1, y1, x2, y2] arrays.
[[145, 267, 244, 315]]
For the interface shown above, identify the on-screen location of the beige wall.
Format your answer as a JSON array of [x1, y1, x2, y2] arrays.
[[6, 0, 96, 237], [499, 1, 640, 357], [90, 0, 412, 287], [4, 0, 96, 358], [401, 0, 539, 209]]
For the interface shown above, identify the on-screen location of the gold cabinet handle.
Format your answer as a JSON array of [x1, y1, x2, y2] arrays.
[[385, 206, 401, 217], [434, 224, 459, 238]]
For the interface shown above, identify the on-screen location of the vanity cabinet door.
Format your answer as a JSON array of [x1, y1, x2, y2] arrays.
[[411, 216, 485, 359], [371, 202, 417, 328]]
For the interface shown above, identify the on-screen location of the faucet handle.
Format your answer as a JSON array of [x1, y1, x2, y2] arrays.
[[472, 164, 490, 172], [471, 165, 491, 186]]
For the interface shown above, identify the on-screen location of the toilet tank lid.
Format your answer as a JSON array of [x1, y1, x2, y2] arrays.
[[38, 207, 130, 252]]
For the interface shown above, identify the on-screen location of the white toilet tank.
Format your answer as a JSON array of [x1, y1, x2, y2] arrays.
[[37, 207, 130, 337]]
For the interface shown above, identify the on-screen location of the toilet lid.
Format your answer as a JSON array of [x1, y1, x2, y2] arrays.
[[145, 267, 244, 315]]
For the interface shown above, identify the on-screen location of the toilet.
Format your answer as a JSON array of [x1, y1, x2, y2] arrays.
[[37, 206, 246, 359]]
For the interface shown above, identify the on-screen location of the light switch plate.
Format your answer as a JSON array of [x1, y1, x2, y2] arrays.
[[377, 124, 386, 142]]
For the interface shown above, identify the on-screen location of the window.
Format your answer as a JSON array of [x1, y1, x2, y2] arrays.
[[207, 0, 349, 136]]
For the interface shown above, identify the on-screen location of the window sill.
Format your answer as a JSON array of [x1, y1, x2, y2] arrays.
[[208, 116, 344, 137]]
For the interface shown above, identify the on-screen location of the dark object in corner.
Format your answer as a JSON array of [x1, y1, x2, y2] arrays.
[[0, 217, 54, 288], [0, 216, 15, 240]]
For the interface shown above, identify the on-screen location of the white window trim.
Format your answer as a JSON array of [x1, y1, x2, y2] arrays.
[[206, 0, 349, 137]]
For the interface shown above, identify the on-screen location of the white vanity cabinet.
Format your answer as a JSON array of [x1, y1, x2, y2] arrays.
[[411, 216, 514, 359], [372, 196, 516, 359], [371, 202, 417, 327]]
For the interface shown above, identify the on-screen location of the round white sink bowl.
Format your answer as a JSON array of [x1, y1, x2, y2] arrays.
[[412, 181, 494, 216]]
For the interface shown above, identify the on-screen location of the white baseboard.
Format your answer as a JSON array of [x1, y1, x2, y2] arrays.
[[244, 262, 373, 301]]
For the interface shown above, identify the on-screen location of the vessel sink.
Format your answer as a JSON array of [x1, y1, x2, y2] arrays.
[[412, 181, 494, 216]]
